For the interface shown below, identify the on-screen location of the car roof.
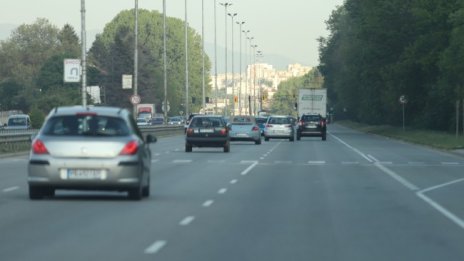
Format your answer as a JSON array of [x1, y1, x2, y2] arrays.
[[48, 106, 130, 118], [8, 114, 29, 118]]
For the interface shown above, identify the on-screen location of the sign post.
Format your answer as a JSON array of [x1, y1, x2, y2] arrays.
[[399, 95, 408, 131]]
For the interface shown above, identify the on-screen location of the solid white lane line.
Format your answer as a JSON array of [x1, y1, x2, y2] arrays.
[[179, 216, 195, 226], [172, 159, 192, 163], [379, 161, 393, 165], [218, 188, 227, 194], [241, 161, 258, 175], [374, 162, 419, 191], [3, 186, 19, 193], [274, 161, 292, 164], [230, 179, 238, 184], [419, 178, 464, 194], [144, 240, 167, 254], [330, 134, 373, 163], [202, 200, 214, 207], [417, 193, 464, 230], [367, 154, 379, 162], [260, 157, 265, 160]]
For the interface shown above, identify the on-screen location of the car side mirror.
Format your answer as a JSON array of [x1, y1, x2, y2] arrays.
[[146, 134, 157, 143]]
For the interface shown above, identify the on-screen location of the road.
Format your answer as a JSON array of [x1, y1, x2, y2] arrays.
[[1, 123, 464, 261]]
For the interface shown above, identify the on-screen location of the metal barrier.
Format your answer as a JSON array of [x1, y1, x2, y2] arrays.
[[0, 125, 184, 154]]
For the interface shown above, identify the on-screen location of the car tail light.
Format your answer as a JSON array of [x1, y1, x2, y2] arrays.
[[298, 120, 304, 126], [120, 140, 139, 155], [266, 124, 273, 128], [32, 139, 49, 154], [219, 128, 228, 135], [320, 120, 326, 127], [252, 126, 259, 131]]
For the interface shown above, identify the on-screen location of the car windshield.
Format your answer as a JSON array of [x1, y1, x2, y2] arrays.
[[231, 116, 254, 125], [190, 117, 224, 128], [8, 117, 27, 126], [42, 115, 130, 136], [256, 117, 268, 124], [302, 115, 320, 122], [268, 117, 291, 125]]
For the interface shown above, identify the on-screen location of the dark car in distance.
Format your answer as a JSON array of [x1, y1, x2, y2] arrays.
[[297, 113, 327, 141], [185, 115, 230, 152]]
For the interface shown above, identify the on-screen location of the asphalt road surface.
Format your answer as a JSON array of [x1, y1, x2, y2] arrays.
[[2, 124, 464, 261]]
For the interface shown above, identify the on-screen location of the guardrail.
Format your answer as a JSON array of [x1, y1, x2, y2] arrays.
[[0, 125, 184, 154]]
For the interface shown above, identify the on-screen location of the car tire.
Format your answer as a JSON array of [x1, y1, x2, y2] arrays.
[[322, 134, 327, 141], [289, 136, 294, 142], [265, 137, 269, 142], [185, 143, 192, 152], [128, 185, 143, 200], [224, 142, 230, 153], [297, 134, 301, 141], [29, 186, 44, 200], [255, 138, 261, 145], [142, 178, 150, 197]]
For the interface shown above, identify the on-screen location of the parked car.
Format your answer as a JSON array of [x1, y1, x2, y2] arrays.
[[28, 106, 157, 200], [185, 115, 230, 152], [168, 116, 184, 125], [229, 115, 261, 145], [5, 114, 31, 130], [136, 117, 150, 126], [255, 116, 268, 136], [150, 116, 164, 125], [264, 115, 295, 142], [297, 113, 327, 141]]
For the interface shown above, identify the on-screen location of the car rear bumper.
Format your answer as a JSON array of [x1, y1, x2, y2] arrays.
[[186, 137, 229, 147], [28, 158, 145, 189]]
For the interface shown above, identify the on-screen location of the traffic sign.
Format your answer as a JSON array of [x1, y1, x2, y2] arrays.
[[399, 95, 408, 104], [130, 94, 141, 105], [63, 59, 81, 83]]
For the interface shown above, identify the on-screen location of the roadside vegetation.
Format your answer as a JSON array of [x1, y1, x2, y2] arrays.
[[338, 120, 464, 150]]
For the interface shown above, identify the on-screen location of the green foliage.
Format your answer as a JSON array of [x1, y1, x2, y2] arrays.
[[29, 106, 45, 129], [88, 9, 211, 115], [318, 0, 463, 130]]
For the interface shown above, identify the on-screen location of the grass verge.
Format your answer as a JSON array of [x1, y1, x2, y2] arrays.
[[338, 120, 464, 150]]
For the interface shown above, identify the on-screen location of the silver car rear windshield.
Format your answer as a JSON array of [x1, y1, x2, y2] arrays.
[[42, 115, 130, 136], [268, 117, 291, 124]]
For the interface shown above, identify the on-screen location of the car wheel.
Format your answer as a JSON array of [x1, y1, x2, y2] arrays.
[[224, 141, 230, 153], [255, 138, 261, 145], [297, 135, 301, 141], [265, 137, 269, 141], [322, 134, 327, 141], [29, 186, 45, 200], [142, 177, 150, 197], [128, 185, 143, 200], [185, 143, 192, 152], [289, 136, 294, 142]]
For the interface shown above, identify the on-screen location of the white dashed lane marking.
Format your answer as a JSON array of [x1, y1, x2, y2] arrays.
[[179, 216, 195, 226], [202, 200, 214, 207], [218, 188, 227, 194], [144, 240, 167, 254], [3, 186, 19, 193]]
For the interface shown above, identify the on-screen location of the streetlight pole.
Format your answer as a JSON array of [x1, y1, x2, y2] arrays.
[[256, 50, 263, 112], [202, 0, 206, 111], [246, 36, 254, 115], [237, 21, 245, 115], [214, 0, 218, 114], [220, 2, 232, 116], [228, 12, 237, 115], [184, 0, 189, 117], [80, 0, 87, 107], [163, 0, 168, 122], [133, 0, 138, 116], [251, 44, 258, 115]]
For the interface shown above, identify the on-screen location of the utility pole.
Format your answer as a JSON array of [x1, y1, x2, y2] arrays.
[[80, 0, 87, 107], [220, 2, 232, 116], [237, 21, 245, 115], [228, 12, 237, 115]]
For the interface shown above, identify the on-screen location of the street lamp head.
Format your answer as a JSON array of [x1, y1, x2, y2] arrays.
[[228, 13, 237, 17], [220, 2, 232, 7], [237, 21, 245, 25]]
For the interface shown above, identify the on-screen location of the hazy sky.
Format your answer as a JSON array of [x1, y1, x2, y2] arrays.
[[0, 0, 344, 67]]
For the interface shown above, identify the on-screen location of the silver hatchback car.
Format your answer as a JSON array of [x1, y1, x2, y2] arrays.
[[264, 115, 295, 142], [28, 106, 156, 200]]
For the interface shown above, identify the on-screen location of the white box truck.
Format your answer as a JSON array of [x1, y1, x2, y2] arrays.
[[298, 88, 327, 118]]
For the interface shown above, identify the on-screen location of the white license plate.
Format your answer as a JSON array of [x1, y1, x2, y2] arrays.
[[62, 169, 107, 180], [199, 129, 214, 133], [236, 133, 248, 137]]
